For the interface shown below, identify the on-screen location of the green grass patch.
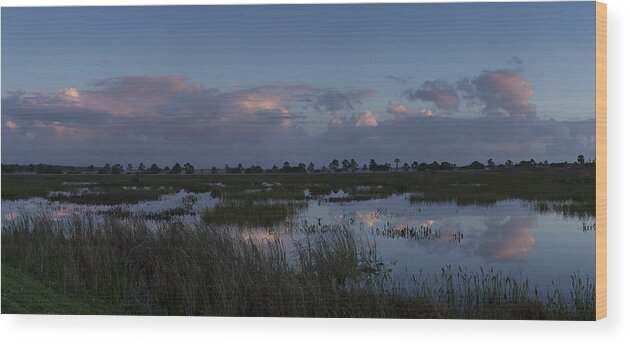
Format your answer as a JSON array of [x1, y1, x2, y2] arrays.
[[1, 263, 117, 314]]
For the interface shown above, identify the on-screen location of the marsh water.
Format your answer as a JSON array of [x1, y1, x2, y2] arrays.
[[2, 188, 595, 294]]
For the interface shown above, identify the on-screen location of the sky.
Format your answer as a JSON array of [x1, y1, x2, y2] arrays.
[[1, 3, 596, 167]]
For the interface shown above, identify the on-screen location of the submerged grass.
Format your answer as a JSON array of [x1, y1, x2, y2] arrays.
[[527, 200, 596, 219], [202, 200, 306, 227], [47, 188, 172, 205], [1, 213, 594, 319]]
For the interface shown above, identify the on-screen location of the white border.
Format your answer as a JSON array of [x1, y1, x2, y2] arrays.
[[1, 0, 629, 343]]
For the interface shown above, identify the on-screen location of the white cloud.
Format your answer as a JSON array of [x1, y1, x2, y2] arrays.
[[58, 87, 80, 103]]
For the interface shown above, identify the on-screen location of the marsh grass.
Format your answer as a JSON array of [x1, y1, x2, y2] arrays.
[[47, 189, 168, 205], [1, 213, 594, 319], [202, 200, 307, 228], [372, 224, 463, 242], [527, 200, 595, 219], [2, 168, 595, 219]]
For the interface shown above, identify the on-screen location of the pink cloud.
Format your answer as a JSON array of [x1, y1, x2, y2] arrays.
[[387, 100, 433, 119], [4, 120, 19, 129], [355, 111, 379, 127], [479, 216, 537, 260], [471, 70, 536, 118]]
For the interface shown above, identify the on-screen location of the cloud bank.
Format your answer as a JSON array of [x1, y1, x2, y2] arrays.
[[2, 74, 594, 166]]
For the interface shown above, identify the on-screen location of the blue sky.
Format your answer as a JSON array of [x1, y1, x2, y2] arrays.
[[2, 3, 596, 166]]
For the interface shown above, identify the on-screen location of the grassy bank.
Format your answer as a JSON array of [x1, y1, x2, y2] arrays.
[[1, 213, 595, 319], [1, 264, 117, 314]]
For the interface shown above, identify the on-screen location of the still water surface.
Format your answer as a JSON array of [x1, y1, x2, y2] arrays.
[[2, 189, 595, 293]]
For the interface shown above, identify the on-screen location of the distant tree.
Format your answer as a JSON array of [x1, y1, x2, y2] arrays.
[[184, 162, 195, 174], [35, 164, 62, 174], [1, 164, 17, 174], [170, 163, 183, 174], [163, 166, 170, 173], [283, 161, 291, 171], [272, 164, 279, 173], [369, 159, 378, 172], [147, 163, 161, 174], [362, 164, 368, 172], [211, 167, 218, 174], [411, 161, 419, 171], [330, 159, 339, 172], [342, 159, 350, 171], [97, 164, 111, 174], [467, 161, 485, 170], [505, 160, 513, 167], [87, 165, 96, 173], [487, 159, 495, 169], [516, 159, 536, 168], [402, 162, 410, 172], [245, 165, 264, 174], [549, 161, 569, 168], [126, 163, 133, 174], [440, 161, 455, 170], [350, 159, 358, 172], [138, 162, 146, 173], [111, 164, 123, 174], [577, 155, 585, 164], [307, 162, 315, 172], [429, 161, 440, 170], [394, 158, 401, 172]]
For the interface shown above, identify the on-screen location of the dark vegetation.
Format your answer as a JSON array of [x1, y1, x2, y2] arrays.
[[0, 158, 595, 318], [1, 214, 594, 319], [202, 200, 307, 227], [1, 155, 594, 175], [1, 166, 595, 217]]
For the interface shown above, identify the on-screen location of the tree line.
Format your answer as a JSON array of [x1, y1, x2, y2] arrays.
[[1, 155, 594, 175], [0, 162, 194, 175]]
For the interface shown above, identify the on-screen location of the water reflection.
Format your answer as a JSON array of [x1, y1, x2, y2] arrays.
[[1, 190, 595, 292], [474, 216, 536, 261]]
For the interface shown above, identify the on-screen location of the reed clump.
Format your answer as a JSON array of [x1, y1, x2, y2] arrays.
[[201, 200, 306, 227]]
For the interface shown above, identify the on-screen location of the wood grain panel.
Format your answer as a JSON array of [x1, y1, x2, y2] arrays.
[[596, 1, 607, 321]]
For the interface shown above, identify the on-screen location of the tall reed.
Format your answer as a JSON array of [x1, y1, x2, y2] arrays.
[[1, 213, 594, 319]]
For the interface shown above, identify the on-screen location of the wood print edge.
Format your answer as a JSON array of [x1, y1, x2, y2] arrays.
[[596, 0, 607, 321]]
